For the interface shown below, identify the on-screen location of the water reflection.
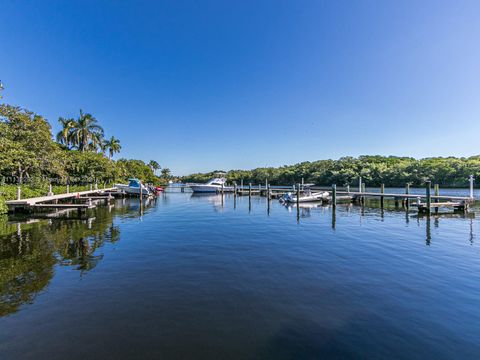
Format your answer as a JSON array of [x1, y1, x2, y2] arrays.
[[0, 199, 148, 316]]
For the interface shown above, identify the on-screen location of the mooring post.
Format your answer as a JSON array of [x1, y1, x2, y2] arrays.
[[347, 185, 350, 194], [405, 183, 410, 208], [221, 182, 224, 195], [434, 183, 439, 213], [241, 179, 244, 190], [296, 183, 300, 204], [249, 183, 252, 202], [469, 175, 475, 199], [48, 183, 53, 196], [233, 182, 237, 197], [380, 183, 385, 208], [332, 184, 337, 206], [66, 184, 70, 194], [425, 181, 432, 215], [16, 186, 21, 200], [358, 177, 362, 193], [139, 180, 143, 215], [267, 183, 271, 201], [361, 182, 366, 204]]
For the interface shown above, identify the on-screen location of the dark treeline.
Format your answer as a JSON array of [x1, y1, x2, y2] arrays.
[[181, 156, 480, 188]]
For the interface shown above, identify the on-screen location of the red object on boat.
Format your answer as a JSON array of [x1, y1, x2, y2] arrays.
[[155, 186, 164, 192]]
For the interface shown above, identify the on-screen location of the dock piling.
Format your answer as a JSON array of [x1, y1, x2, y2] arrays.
[[332, 184, 337, 206], [434, 183, 440, 213], [380, 183, 385, 208], [426, 181, 432, 215], [16, 186, 21, 200], [469, 175, 475, 199]]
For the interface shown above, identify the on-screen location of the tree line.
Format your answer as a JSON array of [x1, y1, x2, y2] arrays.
[[181, 155, 480, 188], [0, 104, 171, 185]]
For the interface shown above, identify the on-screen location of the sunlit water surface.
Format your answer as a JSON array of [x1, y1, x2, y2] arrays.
[[1, 190, 479, 359]]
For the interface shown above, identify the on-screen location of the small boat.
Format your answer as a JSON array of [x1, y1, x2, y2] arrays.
[[115, 178, 151, 196], [189, 177, 233, 193], [279, 189, 329, 204]]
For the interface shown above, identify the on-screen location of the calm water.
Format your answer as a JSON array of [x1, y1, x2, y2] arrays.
[[1, 190, 480, 359]]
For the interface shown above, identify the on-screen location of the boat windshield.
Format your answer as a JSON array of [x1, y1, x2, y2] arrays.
[[128, 179, 141, 187]]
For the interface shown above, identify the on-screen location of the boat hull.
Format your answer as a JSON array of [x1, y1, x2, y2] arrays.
[[189, 185, 233, 193]]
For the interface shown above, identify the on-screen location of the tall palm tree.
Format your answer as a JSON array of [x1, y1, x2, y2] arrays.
[[148, 160, 160, 175], [103, 136, 122, 159], [70, 110, 104, 152], [56, 117, 75, 147]]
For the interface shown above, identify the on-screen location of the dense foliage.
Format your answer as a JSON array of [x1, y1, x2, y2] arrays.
[[0, 103, 167, 213], [182, 155, 480, 188]]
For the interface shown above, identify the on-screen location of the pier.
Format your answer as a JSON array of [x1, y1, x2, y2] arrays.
[[6, 187, 118, 213]]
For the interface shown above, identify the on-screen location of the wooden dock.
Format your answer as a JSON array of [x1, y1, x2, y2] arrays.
[[6, 187, 117, 213], [226, 180, 476, 215]]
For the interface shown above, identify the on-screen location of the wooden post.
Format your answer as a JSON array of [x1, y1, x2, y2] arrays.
[[361, 183, 366, 204], [48, 184, 53, 196], [16, 186, 21, 200], [66, 184, 70, 194], [139, 180, 143, 214], [332, 184, 337, 206], [469, 175, 475, 199], [296, 183, 300, 208], [434, 183, 439, 213], [425, 181, 431, 215], [233, 182, 237, 197], [358, 177, 362, 193], [296, 184, 300, 221], [405, 183, 410, 208], [221, 182, 224, 195], [267, 183, 271, 201], [347, 185, 350, 194], [380, 183, 385, 208], [249, 183, 252, 202], [241, 179, 244, 190]]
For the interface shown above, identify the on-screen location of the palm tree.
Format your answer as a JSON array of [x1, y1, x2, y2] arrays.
[[103, 136, 122, 159], [148, 160, 160, 175], [70, 110, 104, 152], [56, 117, 75, 147], [161, 168, 171, 180]]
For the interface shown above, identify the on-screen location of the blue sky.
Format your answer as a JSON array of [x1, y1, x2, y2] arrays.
[[1, 0, 479, 175]]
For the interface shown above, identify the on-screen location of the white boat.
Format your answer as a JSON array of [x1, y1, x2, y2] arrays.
[[280, 189, 329, 203], [189, 177, 233, 193], [115, 178, 151, 196]]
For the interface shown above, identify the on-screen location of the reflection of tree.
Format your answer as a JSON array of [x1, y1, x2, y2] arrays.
[[0, 199, 138, 316], [0, 226, 55, 316]]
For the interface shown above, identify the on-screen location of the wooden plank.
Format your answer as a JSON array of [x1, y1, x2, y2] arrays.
[[6, 188, 117, 206]]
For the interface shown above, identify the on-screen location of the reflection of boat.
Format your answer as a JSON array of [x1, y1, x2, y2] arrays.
[[280, 189, 329, 204], [115, 178, 151, 196], [189, 177, 233, 193]]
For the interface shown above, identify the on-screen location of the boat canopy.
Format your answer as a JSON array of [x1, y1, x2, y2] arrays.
[[128, 178, 142, 188]]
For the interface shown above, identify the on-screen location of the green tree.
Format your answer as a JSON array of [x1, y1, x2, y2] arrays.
[[148, 160, 160, 175], [103, 136, 122, 159], [161, 168, 171, 180], [56, 117, 75, 147], [70, 110, 104, 152], [0, 105, 65, 183]]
